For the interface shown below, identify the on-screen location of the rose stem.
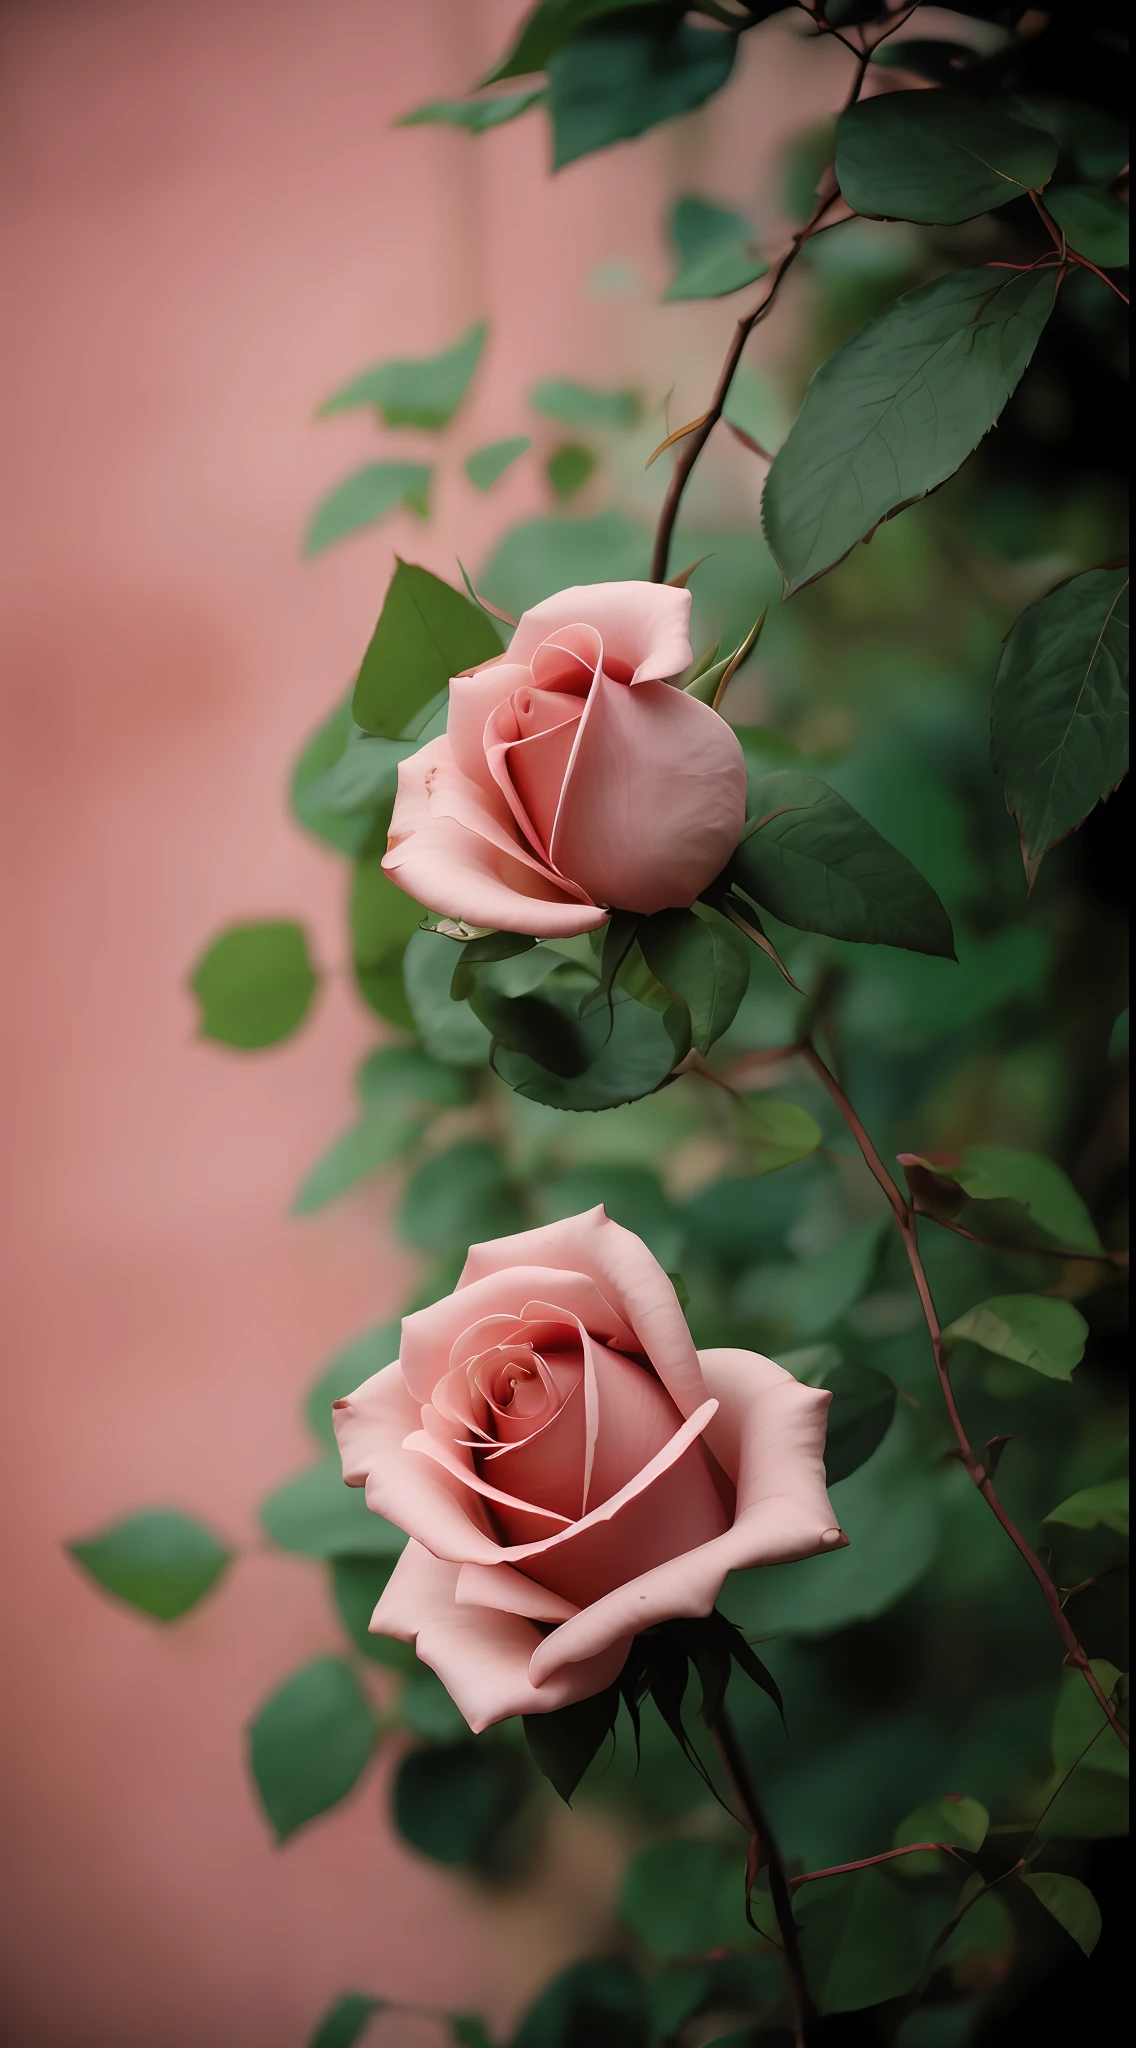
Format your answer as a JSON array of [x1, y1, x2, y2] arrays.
[[707, 1701, 816, 2046], [796, 1036, 1129, 1752]]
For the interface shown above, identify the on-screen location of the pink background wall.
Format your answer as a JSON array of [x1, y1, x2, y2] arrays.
[[0, 4, 838, 2042]]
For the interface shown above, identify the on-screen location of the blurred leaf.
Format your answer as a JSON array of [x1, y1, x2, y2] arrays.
[[665, 194, 766, 301], [1051, 1658, 1127, 1779], [190, 920, 318, 1050], [481, 510, 649, 614], [400, 90, 544, 132], [304, 463, 431, 557], [739, 1095, 823, 1177], [795, 1868, 924, 2012], [639, 907, 750, 1055], [620, 1837, 751, 1958], [735, 1218, 887, 1340], [393, 1739, 531, 1872], [1008, 94, 1129, 181], [547, 10, 738, 170], [835, 92, 1057, 224], [330, 1556, 405, 1664], [68, 1510, 231, 1623], [871, 38, 984, 85], [400, 1667, 470, 1740], [524, 1685, 621, 1802], [1109, 1007, 1129, 1061], [305, 1321, 400, 1449], [891, 1792, 988, 1878], [940, 1875, 1012, 1963], [465, 435, 532, 489], [291, 1105, 428, 1214], [779, 1344, 897, 1485], [450, 2019, 495, 2048], [546, 441, 596, 499], [728, 771, 956, 957], [942, 1294, 1088, 1380], [511, 1958, 651, 2048], [398, 1139, 520, 1253], [350, 853, 421, 1029], [357, 1043, 475, 1110], [318, 323, 486, 429], [1046, 186, 1129, 268], [991, 567, 1129, 878], [247, 1657, 375, 1842], [723, 1414, 941, 1636], [404, 928, 494, 1064], [763, 267, 1057, 594], [291, 696, 375, 857], [540, 1163, 681, 1267], [484, 0, 662, 82], [1021, 1872, 1102, 1956], [353, 558, 502, 739], [260, 1458, 407, 1561], [1045, 1478, 1129, 1538], [530, 379, 639, 429], [305, 731, 416, 820], [306, 1992, 384, 2048]]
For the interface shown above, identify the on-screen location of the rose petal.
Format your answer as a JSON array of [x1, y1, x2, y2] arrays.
[[382, 739, 605, 938], [424, 742, 596, 903], [334, 1363, 502, 1566], [446, 661, 531, 796], [455, 1560, 579, 1624], [400, 1259, 637, 1403], [550, 672, 747, 915], [507, 583, 692, 685], [456, 1210, 708, 1421], [528, 1348, 839, 1685], [372, 1543, 632, 1733]]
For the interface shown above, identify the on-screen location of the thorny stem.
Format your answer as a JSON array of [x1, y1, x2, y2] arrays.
[[789, 1841, 966, 1890], [709, 1702, 816, 2046]]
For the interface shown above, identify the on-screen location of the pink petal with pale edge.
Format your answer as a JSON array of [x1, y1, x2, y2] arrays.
[[371, 1544, 632, 1733], [455, 1560, 580, 1623], [506, 582, 692, 684]]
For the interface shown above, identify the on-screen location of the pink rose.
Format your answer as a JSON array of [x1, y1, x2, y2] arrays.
[[333, 1208, 844, 1732], [382, 581, 747, 937]]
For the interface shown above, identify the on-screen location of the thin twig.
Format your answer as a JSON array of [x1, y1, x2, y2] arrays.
[[709, 1702, 816, 2046], [915, 1206, 1129, 1269], [789, 1841, 967, 1890]]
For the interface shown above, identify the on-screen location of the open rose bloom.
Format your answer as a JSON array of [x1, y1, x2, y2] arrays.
[[334, 1209, 844, 1731], [381, 581, 747, 937]]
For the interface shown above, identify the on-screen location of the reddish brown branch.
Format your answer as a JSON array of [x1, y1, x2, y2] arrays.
[[790, 1841, 967, 1891], [710, 1704, 815, 2045]]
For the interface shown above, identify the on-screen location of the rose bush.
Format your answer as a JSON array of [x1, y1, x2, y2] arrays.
[[382, 581, 747, 936], [334, 1207, 844, 1731]]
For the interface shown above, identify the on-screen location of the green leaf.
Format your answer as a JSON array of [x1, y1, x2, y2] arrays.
[[291, 696, 375, 857], [991, 566, 1129, 878], [1109, 1006, 1129, 1061], [400, 90, 544, 132], [404, 929, 493, 1064], [1046, 185, 1129, 268], [891, 1793, 988, 1878], [1021, 1872, 1103, 1956], [392, 1739, 531, 1872], [1008, 95, 1129, 182], [480, 509, 649, 615], [398, 1139, 520, 1253], [763, 266, 1058, 595], [469, 984, 591, 1076], [450, 931, 538, 999], [905, 1143, 1103, 1254], [68, 1509, 231, 1622], [357, 1042, 475, 1110], [350, 852, 422, 1028], [727, 771, 956, 957], [465, 435, 532, 490], [942, 1294, 1088, 1380], [306, 1992, 384, 2048], [260, 1458, 407, 1561], [795, 1868, 924, 2012], [739, 1095, 823, 1177], [329, 1556, 405, 1664], [736, 1217, 887, 1342], [494, 980, 677, 1110], [548, 11, 738, 171], [546, 442, 596, 499], [190, 920, 318, 1050], [665, 194, 766, 302], [318, 323, 487, 429], [450, 2018, 495, 2048], [1045, 1478, 1129, 1538], [304, 731, 420, 821], [540, 1163, 682, 1268], [530, 378, 639, 429], [291, 1106, 427, 1215], [524, 1685, 621, 1802], [1042, 1659, 1129, 1837], [940, 1876, 1012, 1964], [304, 463, 431, 557], [483, 0, 662, 83], [353, 558, 503, 738], [638, 907, 750, 1055], [511, 1958, 651, 2048], [247, 1657, 375, 1842], [835, 92, 1058, 225], [620, 1837, 751, 1958], [778, 1345, 896, 1485], [305, 1321, 401, 1449], [400, 1667, 470, 1740]]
